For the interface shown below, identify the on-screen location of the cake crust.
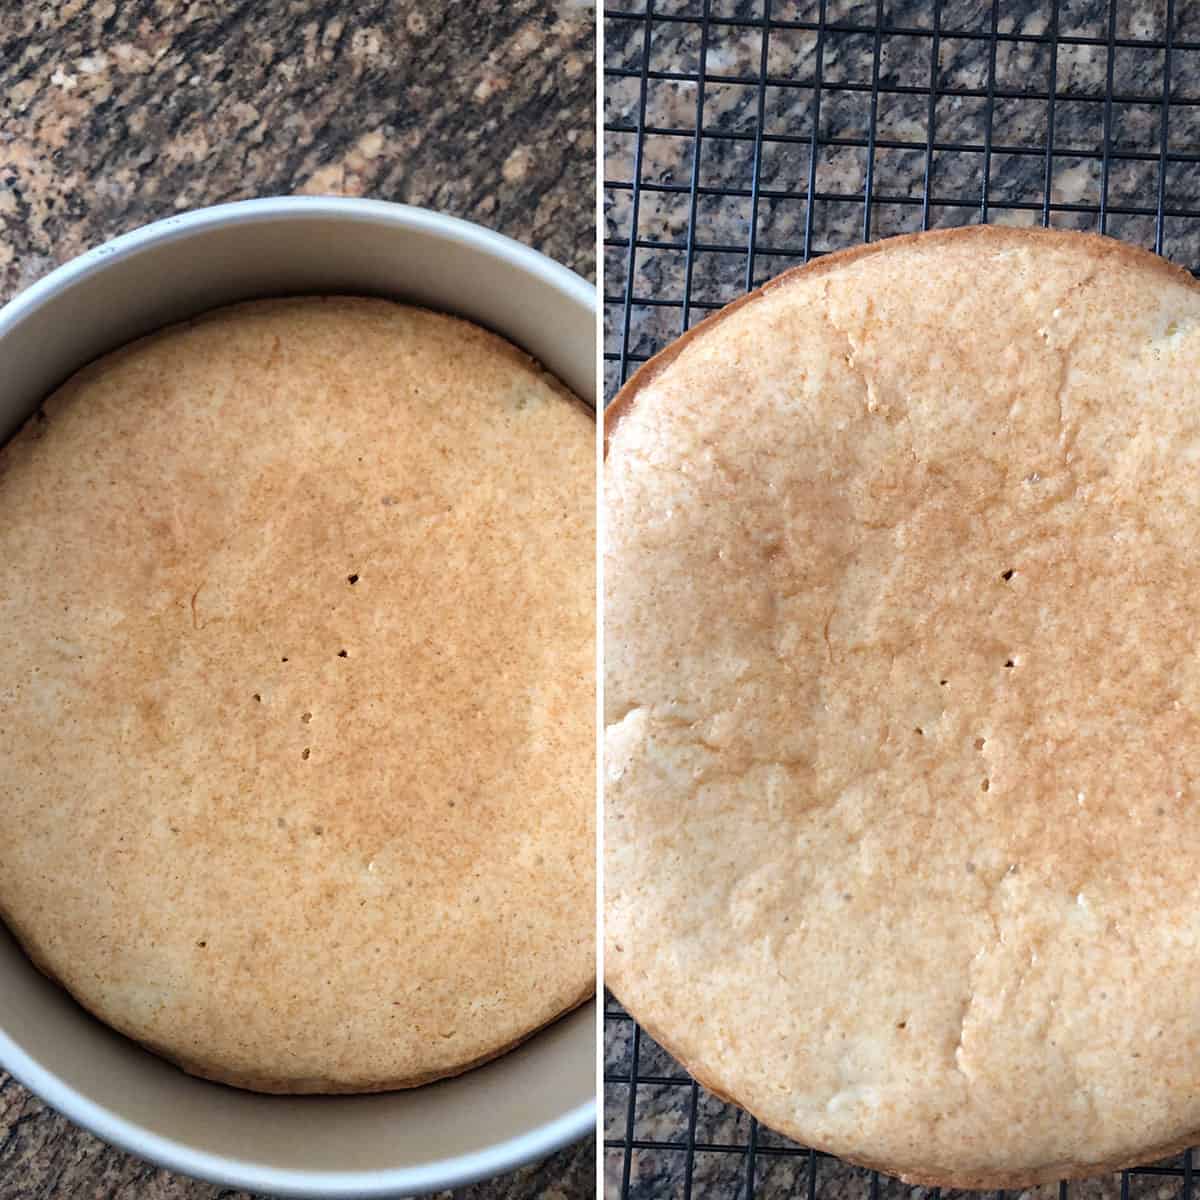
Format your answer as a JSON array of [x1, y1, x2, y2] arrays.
[[605, 227, 1200, 1185]]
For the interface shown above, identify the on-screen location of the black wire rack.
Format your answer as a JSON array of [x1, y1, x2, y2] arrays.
[[604, 1, 1200, 1196]]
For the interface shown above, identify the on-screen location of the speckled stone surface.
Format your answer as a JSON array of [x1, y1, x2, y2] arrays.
[[1, 0, 594, 303], [0, 2, 594, 1198], [604, 1, 1200, 1196]]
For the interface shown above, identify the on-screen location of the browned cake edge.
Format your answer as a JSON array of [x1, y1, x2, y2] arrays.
[[604, 225, 1199, 452], [2, 893, 592, 1094], [604, 226, 1200, 1186], [621, 1004, 1200, 1190]]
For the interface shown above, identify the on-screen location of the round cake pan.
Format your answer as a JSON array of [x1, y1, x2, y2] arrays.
[[0, 196, 596, 1198]]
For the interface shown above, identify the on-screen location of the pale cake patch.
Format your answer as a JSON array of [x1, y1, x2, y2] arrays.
[[0, 297, 594, 1094], [605, 227, 1200, 1186]]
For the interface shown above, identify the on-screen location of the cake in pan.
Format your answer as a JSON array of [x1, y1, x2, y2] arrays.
[[605, 226, 1200, 1186], [0, 297, 595, 1094]]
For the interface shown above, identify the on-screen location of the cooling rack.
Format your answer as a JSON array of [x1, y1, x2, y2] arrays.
[[603, 0, 1200, 1196]]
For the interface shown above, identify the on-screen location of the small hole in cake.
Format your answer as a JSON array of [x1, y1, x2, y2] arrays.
[[253, 693, 261, 703], [348, 574, 359, 585], [975, 737, 986, 750], [338, 649, 348, 658], [896, 1021, 907, 1030], [939, 679, 948, 686], [1001, 569, 1014, 581], [301, 712, 312, 723], [281, 657, 289, 663], [302, 747, 311, 760], [196, 940, 207, 948], [914, 727, 923, 736], [1004, 659, 1015, 669], [981, 779, 990, 792]]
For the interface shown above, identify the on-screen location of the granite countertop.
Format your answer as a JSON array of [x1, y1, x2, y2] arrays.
[[0, 2, 594, 1198], [2, 1, 594, 297], [604, 2, 1199, 1198]]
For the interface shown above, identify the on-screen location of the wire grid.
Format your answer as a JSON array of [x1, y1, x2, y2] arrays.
[[603, 0, 1200, 401], [604, 1, 1200, 1196]]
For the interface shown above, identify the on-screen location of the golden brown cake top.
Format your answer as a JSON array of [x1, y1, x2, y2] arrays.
[[605, 227, 1200, 1186], [0, 296, 595, 1093]]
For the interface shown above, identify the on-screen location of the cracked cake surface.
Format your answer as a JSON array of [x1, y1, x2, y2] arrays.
[[604, 227, 1200, 1186]]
